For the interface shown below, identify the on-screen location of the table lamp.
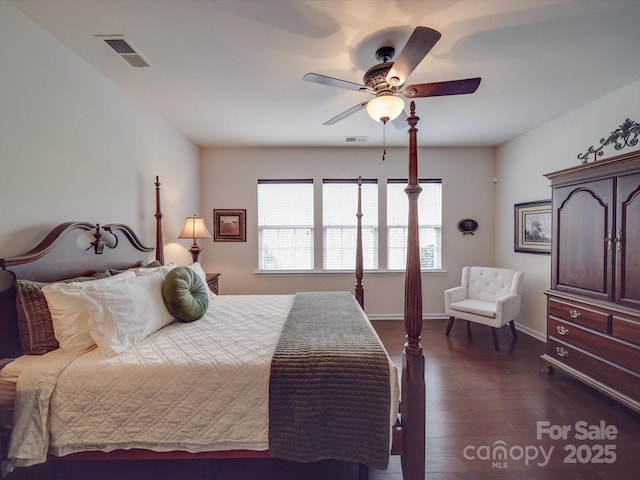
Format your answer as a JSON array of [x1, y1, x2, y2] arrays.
[[178, 215, 211, 263]]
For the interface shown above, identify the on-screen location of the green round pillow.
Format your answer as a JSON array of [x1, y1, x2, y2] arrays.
[[162, 266, 209, 322]]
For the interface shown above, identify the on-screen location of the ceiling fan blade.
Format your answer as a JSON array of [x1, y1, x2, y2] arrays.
[[304, 73, 367, 92], [402, 77, 481, 98], [386, 26, 441, 87], [323, 102, 368, 125]]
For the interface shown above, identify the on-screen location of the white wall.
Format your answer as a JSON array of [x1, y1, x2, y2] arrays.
[[0, 2, 199, 264], [495, 78, 640, 339], [200, 146, 496, 318]]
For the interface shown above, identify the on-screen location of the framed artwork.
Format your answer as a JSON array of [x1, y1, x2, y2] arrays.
[[514, 200, 551, 254], [213, 209, 246, 242]]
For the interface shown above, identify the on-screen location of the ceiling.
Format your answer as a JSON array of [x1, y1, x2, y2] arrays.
[[11, 0, 640, 148]]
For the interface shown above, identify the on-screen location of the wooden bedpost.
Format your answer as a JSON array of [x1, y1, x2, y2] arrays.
[[401, 101, 426, 480], [355, 176, 364, 308], [154, 176, 165, 265]]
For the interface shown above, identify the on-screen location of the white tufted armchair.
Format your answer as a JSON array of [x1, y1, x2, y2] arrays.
[[444, 266, 524, 350]]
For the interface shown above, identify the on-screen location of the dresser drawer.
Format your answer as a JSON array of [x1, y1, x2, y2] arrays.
[[547, 337, 640, 401], [612, 314, 640, 347], [548, 318, 640, 373], [548, 297, 609, 333]]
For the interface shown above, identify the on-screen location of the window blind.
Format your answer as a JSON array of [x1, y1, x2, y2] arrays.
[[322, 179, 378, 270], [387, 179, 442, 270], [257, 180, 314, 270]]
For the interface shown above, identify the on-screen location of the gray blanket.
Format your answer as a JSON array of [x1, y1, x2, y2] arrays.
[[268, 291, 391, 469]]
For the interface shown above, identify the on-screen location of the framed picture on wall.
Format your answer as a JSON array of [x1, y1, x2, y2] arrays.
[[213, 209, 246, 242], [514, 200, 551, 254]]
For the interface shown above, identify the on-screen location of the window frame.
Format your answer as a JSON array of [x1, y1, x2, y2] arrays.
[[256, 177, 443, 273], [386, 178, 443, 271], [321, 178, 379, 271], [257, 179, 314, 271]]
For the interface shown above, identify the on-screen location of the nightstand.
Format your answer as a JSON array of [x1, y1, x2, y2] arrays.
[[206, 273, 221, 294]]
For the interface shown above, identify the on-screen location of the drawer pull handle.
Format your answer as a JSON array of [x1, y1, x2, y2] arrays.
[[556, 347, 569, 358], [569, 310, 581, 319], [556, 325, 570, 336]]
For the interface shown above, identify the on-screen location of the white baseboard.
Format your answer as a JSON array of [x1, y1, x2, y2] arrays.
[[513, 321, 546, 342], [368, 313, 447, 321], [368, 314, 547, 343]]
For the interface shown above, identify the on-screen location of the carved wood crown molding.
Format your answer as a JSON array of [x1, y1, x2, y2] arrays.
[[578, 118, 640, 164]]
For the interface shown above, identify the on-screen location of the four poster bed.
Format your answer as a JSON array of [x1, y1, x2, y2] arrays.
[[0, 103, 425, 480]]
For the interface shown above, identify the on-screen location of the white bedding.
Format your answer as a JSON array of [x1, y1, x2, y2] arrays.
[[9, 294, 399, 469], [10, 294, 293, 467], [0, 355, 42, 383]]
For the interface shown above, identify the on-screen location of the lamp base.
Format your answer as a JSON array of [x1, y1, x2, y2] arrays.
[[189, 243, 201, 264]]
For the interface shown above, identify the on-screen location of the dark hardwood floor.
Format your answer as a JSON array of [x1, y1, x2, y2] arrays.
[[5, 319, 639, 480], [375, 319, 639, 480]]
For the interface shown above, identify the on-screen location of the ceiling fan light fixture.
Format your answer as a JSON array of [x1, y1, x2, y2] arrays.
[[366, 95, 405, 123]]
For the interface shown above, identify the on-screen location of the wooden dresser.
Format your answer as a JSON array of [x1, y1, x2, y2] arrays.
[[540, 150, 640, 413]]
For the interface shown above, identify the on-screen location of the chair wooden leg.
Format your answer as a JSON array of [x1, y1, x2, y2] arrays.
[[466, 321, 471, 335], [445, 316, 455, 336], [509, 320, 518, 338], [491, 328, 500, 351]]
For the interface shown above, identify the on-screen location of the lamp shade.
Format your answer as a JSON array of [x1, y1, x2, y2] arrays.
[[366, 95, 405, 123], [178, 215, 211, 239]]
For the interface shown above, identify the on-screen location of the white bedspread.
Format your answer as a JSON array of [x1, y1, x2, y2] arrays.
[[9, 293, 399, 469], [10, 294, 293, 467]]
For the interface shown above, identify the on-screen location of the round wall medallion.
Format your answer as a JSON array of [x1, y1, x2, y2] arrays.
[[457, 219, 478, 235]]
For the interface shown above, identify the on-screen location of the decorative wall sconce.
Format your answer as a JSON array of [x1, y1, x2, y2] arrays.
[[76, 224, 118, 254]]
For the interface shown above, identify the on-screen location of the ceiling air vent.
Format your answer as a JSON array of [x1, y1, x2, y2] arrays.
[[97, 35, 151, 68], [345, 136, 368, 143]]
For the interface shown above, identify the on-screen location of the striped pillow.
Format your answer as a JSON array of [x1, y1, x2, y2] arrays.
[[15, 270, 111, 354]]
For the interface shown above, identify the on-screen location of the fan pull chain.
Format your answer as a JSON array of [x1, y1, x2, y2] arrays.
[[382, 118, 388, 161]]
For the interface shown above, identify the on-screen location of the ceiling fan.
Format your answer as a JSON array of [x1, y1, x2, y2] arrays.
[[304, 26, 481, 126]]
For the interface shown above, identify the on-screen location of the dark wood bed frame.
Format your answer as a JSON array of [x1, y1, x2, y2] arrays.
[[0, 102, 425, 480]]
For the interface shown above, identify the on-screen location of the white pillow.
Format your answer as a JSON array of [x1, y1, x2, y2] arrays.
[[133, 262, 176, 278], [42, 270, 136, 352], [83, 271, 174, 356], [188, 262, 208, 287]]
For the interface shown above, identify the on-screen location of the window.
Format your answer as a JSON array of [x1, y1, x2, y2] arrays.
[[257, 180, 313, 270], [387, 179, 442, 270], [258, 178, 442, 272], [322, 179, 378, 270]]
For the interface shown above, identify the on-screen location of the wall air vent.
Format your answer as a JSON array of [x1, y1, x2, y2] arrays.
[[345, 136, 368, 143], [97, 35, 151, 68]]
